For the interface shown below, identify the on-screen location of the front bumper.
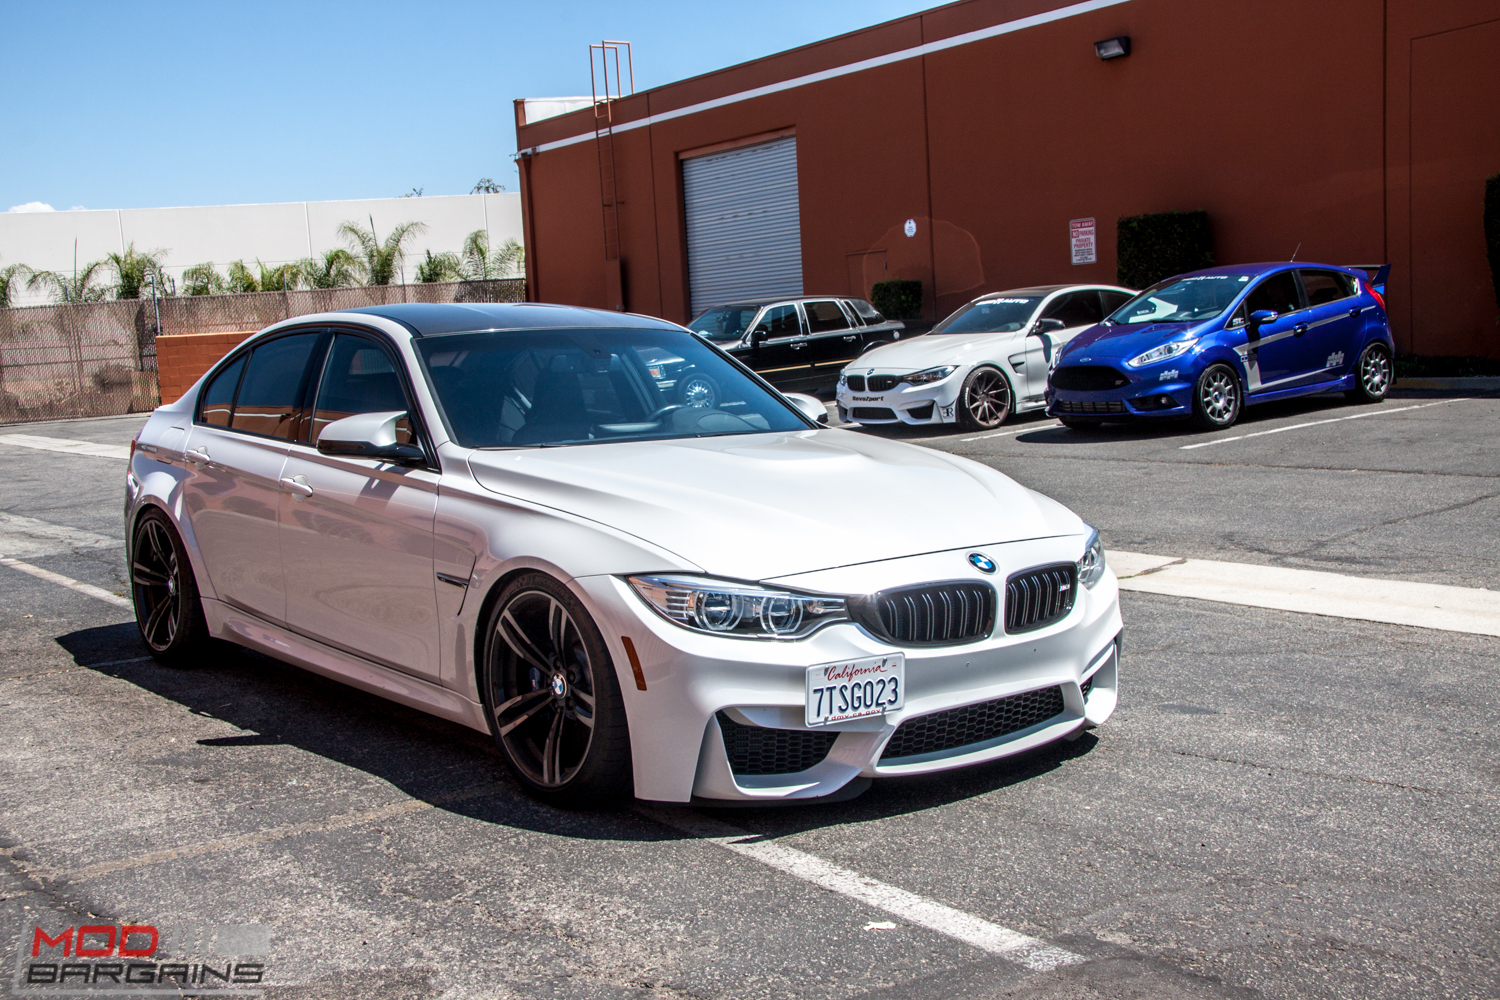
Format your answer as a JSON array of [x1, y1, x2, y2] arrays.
[[575, 538, 1123, 803], [835, 373, 964, 425], [1047, 364, 1194, 419]]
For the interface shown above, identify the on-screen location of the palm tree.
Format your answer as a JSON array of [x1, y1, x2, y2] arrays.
[[104, 243, 170, 299], [457, 229, 525, 280], [255, 260, 298, 292], [181, 263, 227, 296], [27, 259, 110, 303], [415, 250, 462, 283], [337, 217, 428, 286], [1, 258, 34, 309], [225, 261, 259, 294], [297, 248, 361, 289]]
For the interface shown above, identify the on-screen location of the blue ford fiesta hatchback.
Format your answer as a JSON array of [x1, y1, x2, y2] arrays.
[[1046, 263, 1393, 431]]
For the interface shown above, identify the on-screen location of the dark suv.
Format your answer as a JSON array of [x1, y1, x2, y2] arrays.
[[688, 296, 906, 394]]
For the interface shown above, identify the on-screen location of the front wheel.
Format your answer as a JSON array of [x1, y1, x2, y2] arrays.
[[1345, 342, 1392, 403], [131, 508, 211, 667], [1190, 363, 1242, 431], [957, 366, 1013, 430], [483, 573, 632, 806]]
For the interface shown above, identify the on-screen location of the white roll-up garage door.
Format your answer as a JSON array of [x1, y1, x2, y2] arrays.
[[683, 136, 803, 316]]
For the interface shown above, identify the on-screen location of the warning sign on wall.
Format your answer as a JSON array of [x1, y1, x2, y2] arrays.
[[1069, 218, 1097, 265]]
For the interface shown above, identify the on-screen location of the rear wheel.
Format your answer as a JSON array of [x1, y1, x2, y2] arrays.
[[483, 573, 632, 806], [131, 508, 211, 667], [957, 366, 1013, 430], [1345, 342, 1392, 403], [1190, 363, 1242, 431]]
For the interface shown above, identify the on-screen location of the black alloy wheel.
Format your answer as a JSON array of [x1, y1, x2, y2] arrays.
[[484, 573, 632, 805], [958, 366, 1013, 430], [1346, 342, 1392, 403], [1190, 363, 1242, 431], [131, 509, 210, 666]]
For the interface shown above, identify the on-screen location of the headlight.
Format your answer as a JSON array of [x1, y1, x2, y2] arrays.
[[902, 366, 957, 386], [1125, 339, 1198, 368], [1078, 526, 1105, 589], [628, 575, 848, 639]]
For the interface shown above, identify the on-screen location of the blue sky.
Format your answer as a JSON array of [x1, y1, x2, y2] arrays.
[[2, 0, 933, 213]]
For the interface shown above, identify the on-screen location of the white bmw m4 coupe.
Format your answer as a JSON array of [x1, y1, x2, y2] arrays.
[[126, 303, 1121, 806]]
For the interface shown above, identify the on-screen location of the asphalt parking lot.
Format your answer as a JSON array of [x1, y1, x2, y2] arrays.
[[1, 388, 1496, 1000]]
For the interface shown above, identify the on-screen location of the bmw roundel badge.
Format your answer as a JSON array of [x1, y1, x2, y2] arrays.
[[968, 552, 996, 574]]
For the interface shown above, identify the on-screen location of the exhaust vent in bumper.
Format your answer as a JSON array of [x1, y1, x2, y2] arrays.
[[717, 712, 837, 776], [880, 685, 1066, 760]]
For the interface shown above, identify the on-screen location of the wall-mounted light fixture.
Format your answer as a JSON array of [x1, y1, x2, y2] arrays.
[[1094, 36, 1131, 60]]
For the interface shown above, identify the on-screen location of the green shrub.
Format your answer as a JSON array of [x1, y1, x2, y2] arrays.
[[1117, 210, 1214, 290], [1486, 173, 1500, 311], [871, 279, 923, 320]]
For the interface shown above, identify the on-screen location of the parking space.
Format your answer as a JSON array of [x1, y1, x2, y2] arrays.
[[1, 395, 1496, 999]]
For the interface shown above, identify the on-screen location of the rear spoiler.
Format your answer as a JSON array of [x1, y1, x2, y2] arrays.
[[1347, 264, 1390, 297]]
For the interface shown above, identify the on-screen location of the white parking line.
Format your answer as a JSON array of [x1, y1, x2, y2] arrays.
[[1109, 549, 1500, 637], [0, 556, 131, 608], [0, 432, 132, 460], [0, 511, 124, 559], [642, 807, 1082, 972], [961, 421, 1061, 442], [1179, 399, 1466, 450]]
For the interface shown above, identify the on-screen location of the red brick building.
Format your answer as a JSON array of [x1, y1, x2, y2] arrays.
[[515, 0, 1500, 357]]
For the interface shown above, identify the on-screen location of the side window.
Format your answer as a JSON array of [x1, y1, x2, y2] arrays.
[[1299, 269, 1354, 307], [198, 354, 246, 427], [1042, 291, 1104, 328], [311, 334, 416, 446], [1100, 290, 1133, 315], [849, 299, 885, 325], [753, 304, 802, 338], [805, 300, 850, 333], [230, 333, 322, 440], [1244, 271, 1302, 315]]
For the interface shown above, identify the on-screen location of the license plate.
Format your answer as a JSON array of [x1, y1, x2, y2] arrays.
[[805, 654, 905, 727]]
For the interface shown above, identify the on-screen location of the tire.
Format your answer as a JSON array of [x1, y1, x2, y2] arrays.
[[678, 372, 719, 409], [957, 366, 1013, 430], [482, 573, 632, 806], [1190, 363, 1242, 431], [130, 508, 211, 667], [1058, 416, 1101, 430], [1345, 342, 1392, 403]]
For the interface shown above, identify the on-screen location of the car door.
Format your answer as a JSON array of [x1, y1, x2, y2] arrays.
[[1296, 269, 1361, 380], [805, 299, 863, 377], [742, 303, 813, 390], [277, 331, 443, 680], [1241, 269, 1308, 391], [1025, 291, 1104, 397], [180, 331, 324, 624]]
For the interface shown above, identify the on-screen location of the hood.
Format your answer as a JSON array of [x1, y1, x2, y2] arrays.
[[849, 332, 1018, 373], [1060, 322, 1205, 361], [466, 431, 1080, 580]]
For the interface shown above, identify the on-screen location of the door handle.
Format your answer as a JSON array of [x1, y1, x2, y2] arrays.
[[280, 475, 313, 498], [1294, 323, 1309, 337], [842, 334, 858, 341], [187, 446, 209, 465], [1349, 307, 1360, 318], [789, 341, 808, 350]]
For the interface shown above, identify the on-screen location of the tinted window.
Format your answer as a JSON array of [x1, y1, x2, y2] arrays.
[[932, 296, 1042, 335], [1100, 290, 1133, 314], [689, 306, 757, 343], [1244, 271, 1302, 315], [849, 299, 884, 324], [417, 328, 808, 448], [312, 335, 415, 446], [1042, 291, 1103, 328], [1299, 269, 1354, 306], [199, 354, 246, 428], [805, 300, 850, 333], [230, 333, 322, 440], [753, 304, 802, 338]]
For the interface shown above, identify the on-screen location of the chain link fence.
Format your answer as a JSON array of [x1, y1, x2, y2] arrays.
[[0, 279, 525, 424]]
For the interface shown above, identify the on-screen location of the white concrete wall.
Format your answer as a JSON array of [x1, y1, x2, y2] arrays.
[[0, 193, 523, 306]]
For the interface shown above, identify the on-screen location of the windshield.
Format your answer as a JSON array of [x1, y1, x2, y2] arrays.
[[416, 328, 809, 448], [1108, 274, 1250, 325], [931, 296, 1042, 335], [688, 306, 758, 343]]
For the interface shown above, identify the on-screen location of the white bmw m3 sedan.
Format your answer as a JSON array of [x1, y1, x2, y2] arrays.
[[126, 303, 1121, 806]]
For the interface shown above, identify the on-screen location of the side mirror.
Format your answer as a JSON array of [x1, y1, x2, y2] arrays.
[[317, 411, 425, 465], [782, 392, 829, 425], [750, 328, 767, 349], [1249, 309, 1278, 327], [1033, 318, 1066, 335]]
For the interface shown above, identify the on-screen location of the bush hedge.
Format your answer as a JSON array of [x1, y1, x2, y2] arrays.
[[1486, 173, 1500, 311], [1117, 210, 1214, 290], [871, 279, 923, 320]]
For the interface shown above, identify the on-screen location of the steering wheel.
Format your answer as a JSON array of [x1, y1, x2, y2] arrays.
[[647, 404, 684, 423]]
